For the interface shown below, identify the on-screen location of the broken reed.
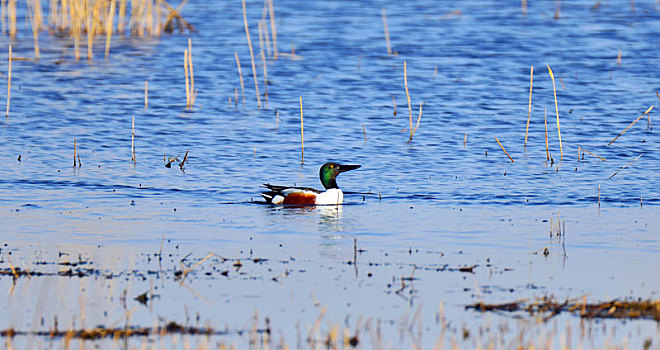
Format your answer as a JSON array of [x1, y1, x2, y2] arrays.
[[299, 96, 304, 165], [242, 0, 261, 108], [407, 102, 422, 144], [5, 0, 194, 61], [547, 64, 563, 161], [524, 65, 533, 150], [608, 106, 654, 145], [494, 136, 514, 162]]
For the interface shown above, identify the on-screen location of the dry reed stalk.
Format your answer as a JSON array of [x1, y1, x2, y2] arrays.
[[234, 87, 238, 108], [1, 0, 6, 35], [407, 102, 422, 144], [463, 133, 467, 148], [258, 19, 265, 56], [73, 139, 77, 167], [8, 0, 16, 39], [391, 95, 397, 116], [617, 50, 622, 66], [362, 123, 367, 142], [494, 136, 514, 162], [5, 45, 11, 118], [131, 116, 136, 164], [105, 0, 116, 59], [87, 8, 93, 61], [524, 65, 533, 150], [184, 49, 190, 109], [299, 96, 304, 165], [521, 0, 527, 15], [234, 51, 246, 107], [242, 0, 262, 108], [580, 147, 606, 161], [554, 0, 561, 19], [262, 17, 272, 58], [544, 106, 549, 161], [404, 61, 412, 139], [598, 184, 600, 207], [577, 146, 581, 163], [258, 21, 268, 107], [267, 0, 277, 58], [188, 38, 196, 107], [146, 0, 154, 35], [381, 8, 392, 55], [609, 154, 642, 179], [608, 106, 654, 145], [547, 64, 563, 161], [261, 52, 268, 107], [118, 0, 127, 33], [27, 0, 40, 60], [144, 81, 148, 109], [155, 0, 163, 36]]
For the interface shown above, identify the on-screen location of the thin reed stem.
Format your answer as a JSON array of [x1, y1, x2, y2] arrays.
[[242, 0, 261, 108], [188, 38, 195, 105], [73, 139, 77, 167], [267, 0, 277, 59], [404, 61, 412, 140], [407, 102, 423, 144], [524, 65, 533, 150], [609, 154, 642, 179], [608, 106, 654, 145], [495, 136, 515, 162], [391, 95, 396, 116], [362, 123, 367, 142], [105, 0, 116, 59], [381, 8, 392, 55], [547, 64, 563, 161], [184, 49, 190, 109]]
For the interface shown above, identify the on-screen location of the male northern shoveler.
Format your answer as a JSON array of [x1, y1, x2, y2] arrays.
[[261, 162, 361, 205]]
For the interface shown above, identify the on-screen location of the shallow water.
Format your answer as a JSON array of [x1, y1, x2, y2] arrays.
[[1, 0, 659, 348]]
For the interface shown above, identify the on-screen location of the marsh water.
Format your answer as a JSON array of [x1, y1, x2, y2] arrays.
[[1, 0, 659, 348]]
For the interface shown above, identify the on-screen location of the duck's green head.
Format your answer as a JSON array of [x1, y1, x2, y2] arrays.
[[319, 162, 361, 189]]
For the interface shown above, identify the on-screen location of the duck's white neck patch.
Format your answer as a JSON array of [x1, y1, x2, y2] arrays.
[[315, 188, 343, 205]]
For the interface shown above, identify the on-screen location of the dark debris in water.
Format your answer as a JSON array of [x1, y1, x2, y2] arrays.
[[466, 296, 660, 322], [0, 323, 265, 340]]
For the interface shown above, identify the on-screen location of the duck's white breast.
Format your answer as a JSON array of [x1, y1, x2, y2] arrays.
[[315, 189, 343, 205]]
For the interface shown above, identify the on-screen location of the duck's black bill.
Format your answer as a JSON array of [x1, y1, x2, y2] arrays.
[[339, 164, 361, 173]]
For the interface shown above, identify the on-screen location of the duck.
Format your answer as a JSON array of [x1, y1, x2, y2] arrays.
[[261, 162, 361, 205]]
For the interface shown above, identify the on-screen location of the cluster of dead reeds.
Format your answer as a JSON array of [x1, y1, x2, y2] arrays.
[[1, 0, 194, 61]]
